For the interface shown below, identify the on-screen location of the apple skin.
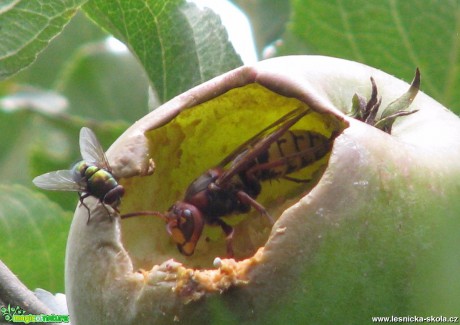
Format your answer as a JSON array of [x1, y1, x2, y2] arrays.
[[65, 56, 460, 324]]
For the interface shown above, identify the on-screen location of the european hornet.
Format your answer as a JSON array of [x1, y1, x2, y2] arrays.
[[33, 127, 124, 223], [122, 107, 335, 257]]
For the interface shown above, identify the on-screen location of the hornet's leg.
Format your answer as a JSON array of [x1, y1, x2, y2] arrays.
[[236, 190, 274, 225], [216, 219, 235, 258], [282, 175, 311, 183]]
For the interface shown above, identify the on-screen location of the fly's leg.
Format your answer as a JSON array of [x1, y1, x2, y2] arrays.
[[100, 202, 114, 222], [78, 192, 92, 224], [78, 192, 114, 224], [103, 186, 124, 222], [217, 219, 235, 258]]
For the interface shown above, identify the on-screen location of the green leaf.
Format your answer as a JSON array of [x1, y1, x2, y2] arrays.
[[0, 110, 36, 185], [12, 11, 108, 89], [0, 107, 81, 190], [0, 0, 88, 80], [284, 0, 460, 112], [0, 184, 71, 293], [55, 42, 150, 122], [83, 0, 242, 103]]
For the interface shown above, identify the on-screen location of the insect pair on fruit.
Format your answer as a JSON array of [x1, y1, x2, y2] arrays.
[[122, 107, 334, 257]]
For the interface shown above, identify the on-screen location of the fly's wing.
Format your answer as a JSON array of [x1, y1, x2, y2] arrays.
[[33, 169, 86, 192], [79, 127, 111, 171], [216, 107, 310, 186]]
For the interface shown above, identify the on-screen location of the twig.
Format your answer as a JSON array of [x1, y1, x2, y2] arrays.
[[0, 260, 52, 315]]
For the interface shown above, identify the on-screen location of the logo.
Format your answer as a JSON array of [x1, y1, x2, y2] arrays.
[[1, 305, 69, 324]]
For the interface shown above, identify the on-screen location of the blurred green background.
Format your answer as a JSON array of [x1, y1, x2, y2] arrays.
[[0, 0, 458, 319]]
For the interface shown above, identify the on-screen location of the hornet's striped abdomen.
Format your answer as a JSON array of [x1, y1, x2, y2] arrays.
[[252, 130, 331, 181]]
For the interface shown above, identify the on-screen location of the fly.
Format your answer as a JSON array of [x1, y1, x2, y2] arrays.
[[33, 127, 124, 223]]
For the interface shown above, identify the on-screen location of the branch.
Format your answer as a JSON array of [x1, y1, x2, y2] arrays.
[[0, 259, 52, 315]]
